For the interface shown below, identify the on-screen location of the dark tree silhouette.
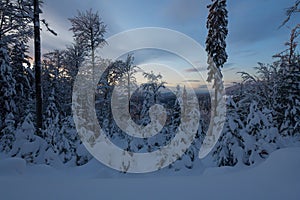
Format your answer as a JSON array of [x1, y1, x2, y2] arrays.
[[33, 0, 42, 137]]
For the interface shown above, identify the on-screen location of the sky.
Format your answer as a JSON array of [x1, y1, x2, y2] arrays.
[[37, 0, 299, 88]]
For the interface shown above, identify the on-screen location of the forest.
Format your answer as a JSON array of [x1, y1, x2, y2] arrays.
[[0, 0, 299, 173]]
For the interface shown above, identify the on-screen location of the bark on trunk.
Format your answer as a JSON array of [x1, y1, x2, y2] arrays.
[[34, 0, 43, 137]]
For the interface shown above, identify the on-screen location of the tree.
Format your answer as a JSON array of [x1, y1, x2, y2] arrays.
[[121, 54, 139, 111], [69, 9, 107, 81], [44, 88, 60, 146], [204, 0, 228, 145], [65, 42, 86, 81], [33, 0, 43, 137], [274, 27, 300, 136], [11, 113, 45, 164], [0, 0, 33, 44], [42, 49, 66, 115], [280, 0, 300, 27], [206, 0, 228, 71], [0, 45, 16, 133], [238, 63, 279, 110], [32, 0, 57, 137], [0, 0, 33, 130], [243, 101, 279, 165], [142, 71, 166, 104], [0, 113, 16, 153], [10, 41, 34, 125]]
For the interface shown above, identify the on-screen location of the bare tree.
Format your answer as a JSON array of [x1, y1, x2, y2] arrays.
[[69, 9, 107, 81], [280, 0, 300, 28], [122, 54, 139, 110]]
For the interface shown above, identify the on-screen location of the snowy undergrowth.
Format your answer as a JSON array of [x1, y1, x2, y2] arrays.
[[0, 147, 299, 200]]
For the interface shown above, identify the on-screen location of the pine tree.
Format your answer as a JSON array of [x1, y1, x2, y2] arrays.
[[213, 97, 245, 166], [10, 41, 34, 125], [11, 113, 46, 164], [0, 0, 34, 130], [203, 0, 228, 153], [42, 50, 65, 115], [206, 0, 228, 71], [243, 101, 279, 165], [0, 45, 16, 131], [44, 89, 60, 145], [0, 113, 16, 153]]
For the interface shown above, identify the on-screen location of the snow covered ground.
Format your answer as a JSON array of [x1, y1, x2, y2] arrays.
[[0, 147, 299, 200]]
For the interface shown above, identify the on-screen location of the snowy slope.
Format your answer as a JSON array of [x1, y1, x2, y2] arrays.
[[0, 147, 299, 200]]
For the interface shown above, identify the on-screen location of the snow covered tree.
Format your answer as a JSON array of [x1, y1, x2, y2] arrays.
[[59, 116, 92, 166], [242, 101, 279, 165], [0, 0, 56, 137], [0, 113, 16, 153], [0, 0, 34, 129], [206, 0, 228, 71], [0, 0, 33, 44], [44, 89, 60, 144], [10, 41, 35, 125], [274, 26, 300, 136], [238, 63, 279, 110], [212, 97, 245, 166], [42, 49, 67, 114], [142, 71, 166, 104], [137, 71, 166, 129], [11, 113, 46, 164], [0, 45, 16, 131], [169, 85, 182, 141], [204, 0, 228, 149], [0, 0, 36, 156]]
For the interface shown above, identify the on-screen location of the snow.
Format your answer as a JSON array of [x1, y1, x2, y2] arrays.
[[0, 147, 299, 200]]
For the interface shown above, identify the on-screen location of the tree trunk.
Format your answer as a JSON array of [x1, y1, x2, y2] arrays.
[[91, 46, 95, 82], [127, 71, 131, 112], [33, 0, 43, 137]]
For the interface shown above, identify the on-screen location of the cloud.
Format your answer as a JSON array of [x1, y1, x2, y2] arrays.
[[232, 49, 258, 57], [182, 80, 201, 83], [223, 67, 236, 73], [184, 66, 207, 73], [184, 63, 236, 74]]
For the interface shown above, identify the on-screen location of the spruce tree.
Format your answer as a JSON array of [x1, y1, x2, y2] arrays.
[[203, 0, 228, 153]]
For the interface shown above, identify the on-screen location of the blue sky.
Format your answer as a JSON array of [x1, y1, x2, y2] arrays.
[[38, 0, 298, 86]]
